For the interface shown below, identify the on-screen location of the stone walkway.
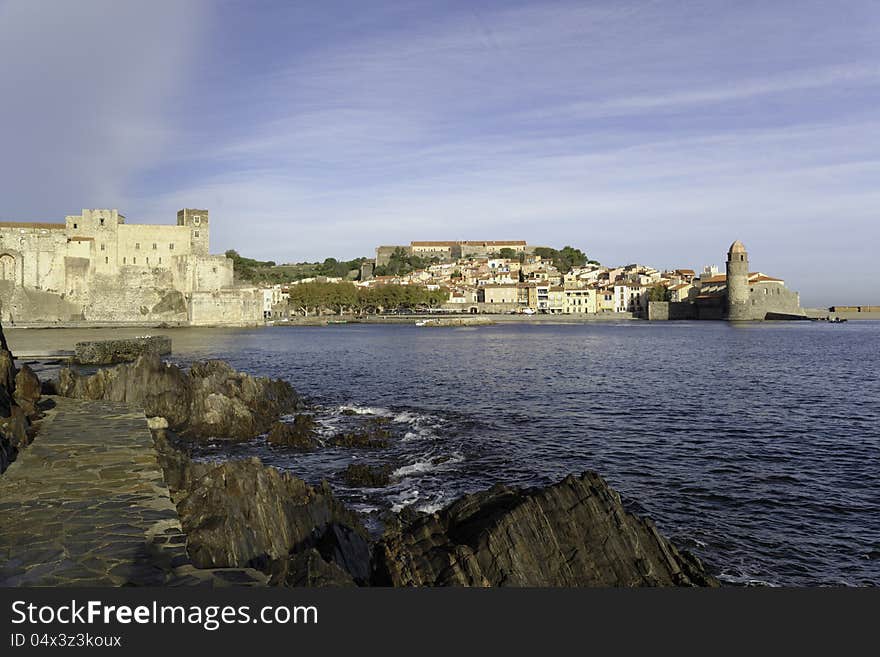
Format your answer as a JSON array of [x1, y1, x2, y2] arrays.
[[0, 397, 265, 587]]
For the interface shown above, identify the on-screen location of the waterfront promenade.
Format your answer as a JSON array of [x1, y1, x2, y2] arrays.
[[0, 397, 265, 587]]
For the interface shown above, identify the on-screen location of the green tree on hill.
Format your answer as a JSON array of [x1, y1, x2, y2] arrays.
[[533, 246, 591, 273]]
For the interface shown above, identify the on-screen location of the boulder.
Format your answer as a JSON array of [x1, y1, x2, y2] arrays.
[[266, 415, 318, 449], [284, 549, 357, 587], [164, 454, 371, 584], [74, 335, 172, 365], [13, 364, 42, 417], [57, 353, 301, 441], [341, 463, 392, 488], [372, 471, 719, 587], [0, 320, 38, 474]]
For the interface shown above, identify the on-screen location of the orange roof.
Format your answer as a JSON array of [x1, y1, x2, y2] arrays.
[[0, 221, 64, 230], [68, 236, 94, 242], [750, 275, 784, 283], [701, 274, 727, 283]]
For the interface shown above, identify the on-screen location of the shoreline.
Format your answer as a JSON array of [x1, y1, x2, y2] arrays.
[[6, 308, 879, 331]]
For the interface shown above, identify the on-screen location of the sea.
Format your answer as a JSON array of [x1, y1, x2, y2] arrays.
[[12, 320, 880, 586]]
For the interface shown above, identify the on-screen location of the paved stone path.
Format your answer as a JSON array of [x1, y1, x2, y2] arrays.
[[0, 397, 265, 587]]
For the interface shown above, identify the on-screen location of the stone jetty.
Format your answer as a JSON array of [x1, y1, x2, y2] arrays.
[[0, 396, 265, 586]]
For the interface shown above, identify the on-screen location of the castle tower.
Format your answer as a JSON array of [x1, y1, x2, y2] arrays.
[[726, 240, 750, 320], [177, 209, 209, 256]]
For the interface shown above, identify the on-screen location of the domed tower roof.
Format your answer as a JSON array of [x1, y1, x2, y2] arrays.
[[728, 240, 747, 255]]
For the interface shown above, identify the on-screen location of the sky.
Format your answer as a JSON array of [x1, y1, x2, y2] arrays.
[[1, 0, 879, 306]]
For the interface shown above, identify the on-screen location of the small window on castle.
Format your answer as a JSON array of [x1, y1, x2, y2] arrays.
[[104, 257, 108, 264], [159, 257, 162, 264], [170, 243, 175, 250], [123, 257, 126, 264], [153, 243, 157, 250], [212, 267, 217, 273], [133, 257, 137, 264], [73, 223, 78, 229], [135, 243, 140, 250], [146, 257, 150, 265], [100, 218, 105, 226], [194, 231, 200, 238], [100, 244, 105, 251]]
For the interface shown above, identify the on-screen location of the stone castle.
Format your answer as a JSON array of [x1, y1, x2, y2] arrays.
[[0, 209, 262, 325], [376, 240, 531, 266]]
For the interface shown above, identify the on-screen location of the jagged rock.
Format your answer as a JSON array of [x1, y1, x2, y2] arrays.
[[0, 321, 38, 474], [341, 463, 392, 488], [13, 364, 42, 417], [284, 549, 357, 587], [74, 336, 172, 365], [57, 353, 301, 441], [0, 349, 15, 395], [372, 471, 719, 587], [330, 419, 391, 449], [266, 415, 317, 449], [162, 454, 371, 584]]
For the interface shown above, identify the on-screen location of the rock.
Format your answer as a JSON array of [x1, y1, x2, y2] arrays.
[[266, 415, 317, 449], [0, 320, 38, 474], [57, 353, 301, 441], [330, 420, 392, 449], [74, 336, 172, 365], [146, 416, 169, 430], [0, 349, 16, 395], [284, 549, 357, 587], [161, 452, 371, 584], [341, 463, 392, 488], [13, 364, 42, 417], [372, 471, 719, 587]]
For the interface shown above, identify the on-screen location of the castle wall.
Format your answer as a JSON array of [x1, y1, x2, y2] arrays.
[[743, 283, 801, 320], [0, 208, 248, 325], [0, 226, 67, 290], [188, 288, 263, 326], [116, 224, 192, 269]]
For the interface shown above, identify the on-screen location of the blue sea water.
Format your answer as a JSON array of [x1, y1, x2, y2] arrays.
[[169, 320, 879, 586]]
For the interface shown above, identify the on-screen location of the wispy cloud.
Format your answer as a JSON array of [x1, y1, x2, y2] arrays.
[[4, 0, 880, 305], [0, 0, 208, 218]]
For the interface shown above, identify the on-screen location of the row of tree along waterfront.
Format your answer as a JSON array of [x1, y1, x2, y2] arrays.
[[287, 282, 448, 315]]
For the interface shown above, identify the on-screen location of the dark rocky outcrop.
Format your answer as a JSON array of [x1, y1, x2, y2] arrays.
[[372, 471, 719, 587], [152, 432, 370, 586], [341, 463, 392, 488], [13, 364, 42, 418], [330, 419, 392, 449], [0, 321, 41, 474], [56, 353, 301, 441], [266, 415, 318, 449]]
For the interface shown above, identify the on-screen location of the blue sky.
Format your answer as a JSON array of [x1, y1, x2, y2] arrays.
[[1, 0, 879, 306]]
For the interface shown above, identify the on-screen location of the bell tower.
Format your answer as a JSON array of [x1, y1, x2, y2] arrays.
[[726, 240, 750, 321], [177, 209, 209, 256]]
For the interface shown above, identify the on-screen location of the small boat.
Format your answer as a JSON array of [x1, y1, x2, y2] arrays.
[[415, 320, 428, 327], [830, 317, 847, 323]]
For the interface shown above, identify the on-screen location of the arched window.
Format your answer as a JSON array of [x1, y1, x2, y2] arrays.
[[0, 254, 15, 282]]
